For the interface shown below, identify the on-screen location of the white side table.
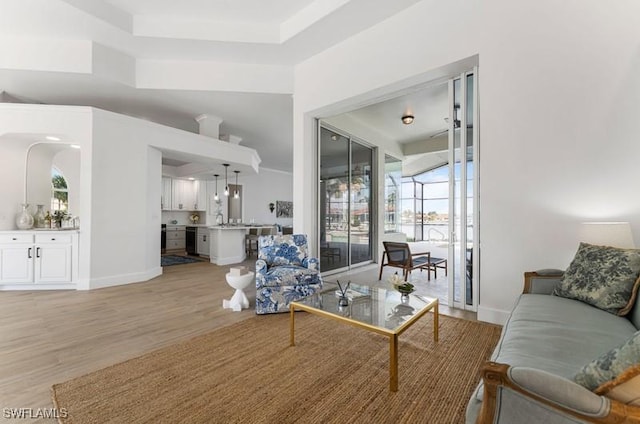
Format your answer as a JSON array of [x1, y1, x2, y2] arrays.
[[223, 271, 254, 312]]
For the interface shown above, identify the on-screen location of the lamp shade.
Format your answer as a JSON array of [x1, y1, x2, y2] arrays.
[[579, 222, 635, 249]]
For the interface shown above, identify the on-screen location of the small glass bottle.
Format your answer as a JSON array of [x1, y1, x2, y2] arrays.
[[44, 211, 52, 229]]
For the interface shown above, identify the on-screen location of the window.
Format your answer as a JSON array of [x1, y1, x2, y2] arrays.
[[51, 168, 68, 212], [400, 164, 453, 242]]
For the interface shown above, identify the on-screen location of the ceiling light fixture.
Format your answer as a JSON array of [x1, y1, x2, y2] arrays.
[[233, 170, 240, 199], [223, 164, 230, 196], [213, 174, 220, 201], [401, 115, 414, 125]]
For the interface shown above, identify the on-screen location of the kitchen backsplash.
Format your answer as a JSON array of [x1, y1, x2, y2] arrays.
[[162, 211, 205, 225]]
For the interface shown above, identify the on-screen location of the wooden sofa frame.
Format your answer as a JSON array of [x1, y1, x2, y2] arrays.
[[476, 271, 640, 424]]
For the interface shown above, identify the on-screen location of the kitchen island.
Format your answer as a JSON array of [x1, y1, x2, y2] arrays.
[[208, 226, 274, 266]]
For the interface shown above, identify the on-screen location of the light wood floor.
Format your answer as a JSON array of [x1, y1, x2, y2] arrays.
[[0, 258, 475, 423]]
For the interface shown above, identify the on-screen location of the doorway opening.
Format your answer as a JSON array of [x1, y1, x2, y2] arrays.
[[316, 69, 478, 311]]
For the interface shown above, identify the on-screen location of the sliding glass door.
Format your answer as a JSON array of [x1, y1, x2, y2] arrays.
[[319, 126, 373, 273], [449, 69, 478, 311]]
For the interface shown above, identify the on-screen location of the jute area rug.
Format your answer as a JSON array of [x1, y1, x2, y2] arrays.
[[52, 313, 501, 424]]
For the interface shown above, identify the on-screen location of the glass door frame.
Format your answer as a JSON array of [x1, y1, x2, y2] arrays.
[[448, 68, 479, 311], [317, 122, 376, 275]]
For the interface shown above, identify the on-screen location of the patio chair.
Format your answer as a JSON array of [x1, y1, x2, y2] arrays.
[[255, 234, 323, 314], [378, 241, 447, 281]]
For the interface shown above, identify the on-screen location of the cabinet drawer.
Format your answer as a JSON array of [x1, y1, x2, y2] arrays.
[[35, 234, 72, 244], [167, 239, 186, 249], [0, 234, 33, 244], [166, 231, 185, 240]]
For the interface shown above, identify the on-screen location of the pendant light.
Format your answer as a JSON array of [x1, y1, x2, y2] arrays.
[[223, 164, 229, 196], [213, 174, 219, 201], [233, 170, 240, 199]]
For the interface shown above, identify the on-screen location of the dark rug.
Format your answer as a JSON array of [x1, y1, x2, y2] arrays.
[[161, 255, 204, 267]]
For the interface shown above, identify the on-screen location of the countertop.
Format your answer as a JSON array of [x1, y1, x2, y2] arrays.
[[0, 228, 80, 233]]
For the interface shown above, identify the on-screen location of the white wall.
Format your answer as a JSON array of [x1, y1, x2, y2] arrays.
[[206, 168, 293, 226], [293, 0, 640, 323], [240, 168, 293, 227], [0, 137, 32, 227]]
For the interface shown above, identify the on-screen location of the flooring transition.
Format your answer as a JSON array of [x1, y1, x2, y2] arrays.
[[0, 258, 476, 423]]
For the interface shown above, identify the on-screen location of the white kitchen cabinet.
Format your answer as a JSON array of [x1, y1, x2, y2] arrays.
[[35, 234, 72, 283], [0, 244, 33, 283], [171, 179, 196, 211], [161, 177, 172, 210], [197, 228, 210, 256], [194, 180, 207, 211], [0, 231, 77, 287], [163, 177, 207, 211], [165, 226, 186, 251]]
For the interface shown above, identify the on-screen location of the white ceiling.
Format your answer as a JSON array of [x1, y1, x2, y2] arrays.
[[0, 0, 445, 173]]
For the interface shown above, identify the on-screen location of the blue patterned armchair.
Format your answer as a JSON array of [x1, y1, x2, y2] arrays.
[[255, 234, 323, 314]]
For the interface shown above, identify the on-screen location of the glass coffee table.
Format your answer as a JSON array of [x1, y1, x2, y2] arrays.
[[289, 283, 438, 392]]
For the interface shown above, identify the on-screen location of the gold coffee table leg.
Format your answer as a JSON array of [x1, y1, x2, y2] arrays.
[[390, 334, 398, 392], [290, 305, 295, 346]]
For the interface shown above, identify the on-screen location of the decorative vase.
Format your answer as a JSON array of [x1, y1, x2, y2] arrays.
[[16, 203, 34, 230], [33, 204, 46, 228], [216, 213, 224, 225]]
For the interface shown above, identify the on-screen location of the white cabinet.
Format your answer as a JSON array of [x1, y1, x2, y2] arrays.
[[35, 234, 72, 283], [171, 179, 188, 210], [171, 179, 197, 211], [165, 226, 186, 251], [0, 232, 77, 286], [197, 228, 210, 256], [163, 178, 209, 211], [0, 242, 33, 283], [161, 177, 172, 210], [194, 181, 207, 211]]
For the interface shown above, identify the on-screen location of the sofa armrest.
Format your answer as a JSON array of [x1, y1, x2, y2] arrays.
[[478, 362, 640, 424], [303, 257, 319, 271], [255, 259, 268, 289], [523, 270, 564, 295]]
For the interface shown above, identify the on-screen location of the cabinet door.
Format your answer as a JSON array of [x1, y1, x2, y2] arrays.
[[197, 233, 210, 255], [35, 244, 72, 283], [172, 179, 184, 210], [0, 245, 34, 283], [184, 180, 196, 210], [172, 179, 195, 210], [194, 181, 207, 211], [161, 177, 173, 210]]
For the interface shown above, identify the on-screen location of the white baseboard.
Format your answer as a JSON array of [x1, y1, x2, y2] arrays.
[[87, 267, 163, 290], [0, 283, 76, 291], [477, 305, 510, 325]]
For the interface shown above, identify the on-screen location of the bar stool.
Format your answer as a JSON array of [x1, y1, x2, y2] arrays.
[[245, 228, 259, 257]]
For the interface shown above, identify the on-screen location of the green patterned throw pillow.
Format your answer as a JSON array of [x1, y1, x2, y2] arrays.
[[574, 330, 640, 391], [552, 243, 640, 315]]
